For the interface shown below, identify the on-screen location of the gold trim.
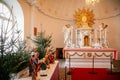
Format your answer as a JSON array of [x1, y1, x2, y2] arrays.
[[66, 52, 85, 58], [94, 53, 112, 57], [87, 53, 92, 57]]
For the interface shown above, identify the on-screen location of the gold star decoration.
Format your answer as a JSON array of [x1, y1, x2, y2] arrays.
[[74, 8, 95, 28]]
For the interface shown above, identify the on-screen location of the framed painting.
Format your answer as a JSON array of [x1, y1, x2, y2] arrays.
[[34, 27, 37, 36]]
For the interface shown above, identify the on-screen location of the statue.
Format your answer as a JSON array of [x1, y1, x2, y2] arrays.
[[99, 23, 108, 48], [93, 23, 108, 48], [62, 24, 73, 48]]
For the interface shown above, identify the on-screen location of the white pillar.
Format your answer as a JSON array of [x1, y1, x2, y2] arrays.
[[70, 26, 73, 47], [75, 28, 78, 47], [79, 31, 82, 48], [95, 29, 98, 43], [99, 29, 102, 47], [104, 29, 107, 47], [90, 31, 92, 47]]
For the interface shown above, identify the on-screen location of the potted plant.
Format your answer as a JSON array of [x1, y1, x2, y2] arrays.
[[28, 31, 52, 77], [28, 31, 52, 59]]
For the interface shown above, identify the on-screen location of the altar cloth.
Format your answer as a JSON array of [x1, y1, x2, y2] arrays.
[[63, 48, 118, 60], [63, 48, 118, 68]]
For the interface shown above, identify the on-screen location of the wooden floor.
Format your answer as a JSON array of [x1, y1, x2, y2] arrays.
[[58, 59, 71, 80], [58, 59, 66, 68]]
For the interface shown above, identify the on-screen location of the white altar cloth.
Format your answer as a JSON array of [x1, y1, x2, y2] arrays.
[[63, 48, 118, 68]]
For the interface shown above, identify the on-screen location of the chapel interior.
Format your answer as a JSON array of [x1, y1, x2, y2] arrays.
[[0, 0, 120, 80]]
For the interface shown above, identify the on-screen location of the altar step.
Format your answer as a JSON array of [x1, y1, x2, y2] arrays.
[[65, 58, 111, 62], [65, 61, 112, 68], [65, 58, 112, 68]]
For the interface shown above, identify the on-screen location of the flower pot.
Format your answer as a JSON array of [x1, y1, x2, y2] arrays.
[[10, 73, 18, 80], [40, 63, 47, 76]]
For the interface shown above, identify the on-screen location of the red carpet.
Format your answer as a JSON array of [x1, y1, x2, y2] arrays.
[[71, 68, 120, 80]]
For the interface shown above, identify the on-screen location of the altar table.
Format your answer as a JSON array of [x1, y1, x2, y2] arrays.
[[63, 48, 118, 68]]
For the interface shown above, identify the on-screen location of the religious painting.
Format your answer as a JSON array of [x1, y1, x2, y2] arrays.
[[34, 27, 37, 36]]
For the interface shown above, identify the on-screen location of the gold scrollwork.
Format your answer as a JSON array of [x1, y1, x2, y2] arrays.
[[94, 52, 112, 57], [66, 52, 85, 58]]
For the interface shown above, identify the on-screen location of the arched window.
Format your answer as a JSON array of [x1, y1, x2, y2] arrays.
[[0, 2, 23, 53], [0, 2, 13, 35]]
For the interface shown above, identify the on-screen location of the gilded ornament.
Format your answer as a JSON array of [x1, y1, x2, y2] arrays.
[[94, 52, 112, 57], [87, 53, 92, 57], [74, 8, 95, 28]]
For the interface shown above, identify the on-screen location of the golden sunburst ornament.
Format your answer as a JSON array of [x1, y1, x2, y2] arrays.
[[74, 8, 95, 28]]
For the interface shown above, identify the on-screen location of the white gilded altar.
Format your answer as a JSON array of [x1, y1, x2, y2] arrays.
[[63, 24, 108, 48], [62, 8, 118, 68], [63, 48, 118, 68], [63, 8, 109, 48]]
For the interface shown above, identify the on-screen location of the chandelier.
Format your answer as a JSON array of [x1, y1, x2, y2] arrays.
[[85, 0, 100, 6]]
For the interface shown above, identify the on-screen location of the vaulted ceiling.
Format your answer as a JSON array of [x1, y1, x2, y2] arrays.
[[22, 0, 120, 20]]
